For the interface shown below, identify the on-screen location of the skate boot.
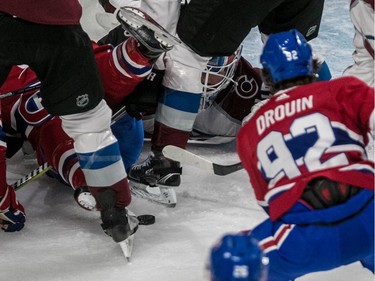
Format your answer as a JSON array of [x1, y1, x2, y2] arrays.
[[116, 6, 181, 58], [96, 189, 138, 243], [128, 151, 182, 207]]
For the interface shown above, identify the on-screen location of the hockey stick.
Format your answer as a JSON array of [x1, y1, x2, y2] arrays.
[[162, 145, 243, 176], [13, 105, 128, 190], [13, 162, 52, 191], [111, 104, 127, 124], [0, 83, 41, 99]]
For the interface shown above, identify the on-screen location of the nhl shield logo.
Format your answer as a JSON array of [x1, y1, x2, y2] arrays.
[[306, 25, 317, 38], [76, 94, 89, 107]]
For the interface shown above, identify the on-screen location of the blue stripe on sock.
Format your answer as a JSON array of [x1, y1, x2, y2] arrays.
[[121, 53, 151, 76], [160, 88, 201, 113], [77, 142, 122, 170]]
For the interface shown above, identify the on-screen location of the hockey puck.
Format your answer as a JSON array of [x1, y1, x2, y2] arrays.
[[137, 214, 156, 225]]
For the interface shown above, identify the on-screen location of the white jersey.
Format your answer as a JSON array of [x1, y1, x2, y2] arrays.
[[343, 0, 374, 87], [140, 0, 180, 34], [139, 0, 210, 136]]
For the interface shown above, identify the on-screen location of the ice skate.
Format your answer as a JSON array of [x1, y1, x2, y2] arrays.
[[128, 151, 181, 207], [96, 189, 139, 260], [130, 181, 178, 208], [116, 6, 181, 57]]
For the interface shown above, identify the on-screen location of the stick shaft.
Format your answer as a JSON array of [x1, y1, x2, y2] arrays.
[[0, 83, 41, 99], [13, 163, 52, 191], [162, 145, 243, 176]]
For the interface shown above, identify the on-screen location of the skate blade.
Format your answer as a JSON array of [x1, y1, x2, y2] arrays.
[[130, 183, 177, 208], [118, 7, 182, 47], [119, 234, 135, 262]]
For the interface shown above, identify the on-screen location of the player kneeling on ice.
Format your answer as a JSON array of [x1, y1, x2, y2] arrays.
[[236, 29, 374, 280], [0, 7, 173, 255], [207, 233, 269, 281]]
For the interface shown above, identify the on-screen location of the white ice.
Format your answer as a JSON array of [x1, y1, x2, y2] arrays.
[[2, 1, 373, 280]]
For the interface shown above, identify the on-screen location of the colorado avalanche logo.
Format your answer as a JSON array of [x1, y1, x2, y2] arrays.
[[76, 94, 89, 107], [235, 75, 259, 99]]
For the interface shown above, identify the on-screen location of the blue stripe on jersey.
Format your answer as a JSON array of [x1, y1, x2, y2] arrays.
[[285, 128, 364, 161], [77, 142, 122, 170], [121, 55, 151, 76], [160, 88, 201, 113]]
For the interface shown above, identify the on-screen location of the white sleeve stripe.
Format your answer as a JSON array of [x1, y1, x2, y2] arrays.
[[121, 42, 147, 69], [57, 148, 76, 185], [68, 162, 81, 188], [112, 46, 132, 78]]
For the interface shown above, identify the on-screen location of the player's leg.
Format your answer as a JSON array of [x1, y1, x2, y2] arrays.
[[118, 1, 183, 205], [26, 23, 134, 242]]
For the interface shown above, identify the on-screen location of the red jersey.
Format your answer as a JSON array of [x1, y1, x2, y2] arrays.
[[237, 76, 375, 221], [0, 1, 82, 25]]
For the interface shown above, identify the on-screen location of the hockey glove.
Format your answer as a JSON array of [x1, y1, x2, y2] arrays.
[[0, 185, 26, 232]]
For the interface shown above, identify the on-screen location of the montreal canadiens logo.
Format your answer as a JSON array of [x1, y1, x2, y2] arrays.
[[76, 94, 89, 107]]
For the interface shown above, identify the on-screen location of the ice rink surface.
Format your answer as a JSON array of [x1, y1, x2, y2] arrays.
[[1, 1, 373, 280]]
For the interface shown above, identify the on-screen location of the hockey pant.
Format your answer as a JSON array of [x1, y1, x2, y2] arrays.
[[177, 0, 324, 56], [248, 189, 374, 281], [111, 114, 144, 173]]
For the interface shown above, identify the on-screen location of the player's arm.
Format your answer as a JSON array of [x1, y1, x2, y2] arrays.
[[351, 0, 374, 58]]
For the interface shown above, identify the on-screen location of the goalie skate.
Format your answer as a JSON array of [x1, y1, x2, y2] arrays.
[[130, 181, 177, 208], [116, 6, 181, 54]]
